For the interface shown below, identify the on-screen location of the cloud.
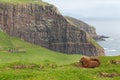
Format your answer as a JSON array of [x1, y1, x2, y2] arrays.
[[43, 0, 120, 18]]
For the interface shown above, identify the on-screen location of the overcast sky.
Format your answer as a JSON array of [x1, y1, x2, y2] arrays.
[[43, 0, 120, 19]]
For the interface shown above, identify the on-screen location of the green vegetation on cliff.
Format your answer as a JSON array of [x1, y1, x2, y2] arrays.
[[87, 36, 101, 48], [0, 30, 120, 80], [0, 0, 48, 5]]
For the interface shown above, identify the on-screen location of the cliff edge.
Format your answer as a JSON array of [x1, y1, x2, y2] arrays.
[[0, 0, 104, 56], [65, 16, 108, 41]]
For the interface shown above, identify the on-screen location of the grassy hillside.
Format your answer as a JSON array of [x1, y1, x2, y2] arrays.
[[0, 0, 48, 5], [0, 31, 120, 80], [0, 31, 81, 65]]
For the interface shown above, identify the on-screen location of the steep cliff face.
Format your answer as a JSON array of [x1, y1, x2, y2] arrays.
[[0, 3, 104, 56], [65, 16, 106, 40]]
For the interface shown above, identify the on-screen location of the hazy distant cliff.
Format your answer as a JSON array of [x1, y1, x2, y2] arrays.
[[0, 1, 104, 56], [65, 16, 107, 40]]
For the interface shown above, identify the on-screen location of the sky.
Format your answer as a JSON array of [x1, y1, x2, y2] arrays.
[[43, 0, 120, 35], [43, 0, 120, 20]]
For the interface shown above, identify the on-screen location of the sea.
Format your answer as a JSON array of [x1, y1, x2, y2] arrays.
[[82, 19, 120, 56]]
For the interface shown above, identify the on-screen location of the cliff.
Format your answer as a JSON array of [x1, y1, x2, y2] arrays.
[[0, 0, 104, 56], [65, 16, 107, 41]]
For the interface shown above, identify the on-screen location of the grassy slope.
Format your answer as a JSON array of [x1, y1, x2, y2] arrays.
[[0, 31, 120, 80], [0, 31, 81, 65]]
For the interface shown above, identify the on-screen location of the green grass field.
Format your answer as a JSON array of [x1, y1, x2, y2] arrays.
[[0, 0, 48, 5], [0, 30, 120, 80]]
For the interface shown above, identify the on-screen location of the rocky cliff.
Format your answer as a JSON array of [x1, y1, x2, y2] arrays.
[[0, 1, 104, 56], [65, 16, 107, 41]]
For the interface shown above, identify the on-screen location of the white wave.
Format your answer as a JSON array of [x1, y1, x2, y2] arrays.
[[107, 38, 114, 41], [108, 49, 117, 52], [104, 47, 108, 50]]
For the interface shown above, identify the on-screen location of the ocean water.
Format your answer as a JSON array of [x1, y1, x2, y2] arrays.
[[98, 35, 120, 56], [82, 19, 120, 56]]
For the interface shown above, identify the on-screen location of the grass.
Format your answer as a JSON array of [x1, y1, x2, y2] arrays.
[[0, 31, 120, 80], [0, 31, 81, 65], [0, 0, 49, 5], [87, 35, 102, 48]]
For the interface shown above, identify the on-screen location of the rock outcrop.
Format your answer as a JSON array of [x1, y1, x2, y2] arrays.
[[0, 2, 104, 56], [65, 16, 108, 41]]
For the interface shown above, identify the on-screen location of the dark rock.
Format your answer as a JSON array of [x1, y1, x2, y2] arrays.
[[0, 3, 105, 56], [100, 35, 109, 38]]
